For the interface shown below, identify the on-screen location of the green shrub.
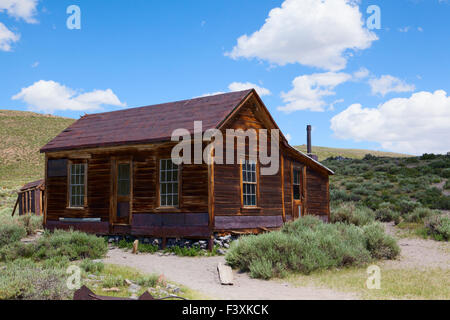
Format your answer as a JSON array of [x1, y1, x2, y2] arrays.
[[424, 215, 449, 241], [17, 215, 42, 235], [330, 189, 352, 202], [226, 216, 398, 279], [395, 199, 420, 214], [416, 188, 450, 210], [135, 274, 159, 287], [403, 207, 439, 223], [164, 245, 205, 256], [80, 259, 104, 273], [444, 181, 450, 190], [331, 202, 375, 226], [117, 239, 159, 253], [0, 241, 35, 262], [421, 153, 438, 160], [0, 224, 26, 247], [375, 206, 400, 224], [363, 195, 383, 210], [34, 229, 107, 261], [363, 223, 400, 259], [42, 256, 71, 269], [442, 169, 450, 179], [103, 275, 124, 288], [0, 259, 72, 300]]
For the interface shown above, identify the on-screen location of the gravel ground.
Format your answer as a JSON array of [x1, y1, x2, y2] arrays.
[[383, 222, 450, 270], [104, 248, 359, 300]]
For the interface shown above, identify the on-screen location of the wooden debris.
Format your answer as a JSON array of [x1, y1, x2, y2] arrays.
[[132, 240, 139, 254], [102, 287, 120, 292], [217, 262, 233, 285]]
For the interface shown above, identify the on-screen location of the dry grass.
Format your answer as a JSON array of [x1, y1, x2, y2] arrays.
[[0, 110, 74, 189], [287, 265, 449, 300], [295, 145, 412, 161]]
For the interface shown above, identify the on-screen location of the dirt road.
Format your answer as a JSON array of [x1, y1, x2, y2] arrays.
[[104, 223, 449, 300], [104, 249, 359, 300]]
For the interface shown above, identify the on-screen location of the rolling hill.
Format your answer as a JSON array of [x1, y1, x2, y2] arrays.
[[0, 110, 74, 189], [294, 145, 412, 161]]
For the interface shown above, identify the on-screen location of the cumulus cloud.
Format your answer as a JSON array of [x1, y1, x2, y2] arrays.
[[226, 0, 377, 71], [12, 80, 126, 113], [278, 72, 352, 113], [200, 82, 271, 98], [369, 75, 415, 96], [0, 0, 39, 23], [353, 67, 370, 80], [228, 82, 271, 96], [0, 22, 19, 51], [330, 90, 450, 154]]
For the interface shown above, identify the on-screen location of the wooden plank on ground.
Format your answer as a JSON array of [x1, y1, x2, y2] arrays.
[[217, 262, 233, 285]]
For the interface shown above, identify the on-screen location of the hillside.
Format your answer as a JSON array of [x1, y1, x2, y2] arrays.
[[0, 110, 74, 189], [295, 145, 411, 161]]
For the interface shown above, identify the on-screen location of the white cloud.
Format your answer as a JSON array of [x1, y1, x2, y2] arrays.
[[278, 72, 352, 113], [226, 0, 377, 71], [330, 90, 450, 154], [198, 91, 226, 98], [353, 67, 370, 80], [228, 82, 271, 96], [398, 26, 410, 33], [369, 75, 415, 96], [12, 80, 126, 113], [0, 22, 19, 51], [31, 61, 39, 67], [285, 133, 292, 142], [328, 98, 345, 111], [0, 0, 39, 23], [199, 82, 271, 98], [417, 27, 424, 32]]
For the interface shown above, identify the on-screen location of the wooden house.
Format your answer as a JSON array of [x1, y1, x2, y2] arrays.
[[12, 179, 45, 216], [40, 89, 333, 243]]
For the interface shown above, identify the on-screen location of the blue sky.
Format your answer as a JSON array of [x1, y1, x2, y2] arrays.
[[1, 0, 449, 155]]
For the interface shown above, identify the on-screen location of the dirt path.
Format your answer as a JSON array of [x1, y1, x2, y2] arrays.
[[104, 248, 359, 300], [103, 224, 449, 300], [383, 222, 450, 270]]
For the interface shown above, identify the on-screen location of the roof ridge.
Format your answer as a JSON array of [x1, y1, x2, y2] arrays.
[[82, 89, 254, 118]]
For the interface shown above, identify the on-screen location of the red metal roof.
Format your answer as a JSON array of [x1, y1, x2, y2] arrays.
[[40, 90, 253, 153]]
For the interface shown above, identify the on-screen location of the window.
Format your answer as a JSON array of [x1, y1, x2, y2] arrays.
[[293, 168, 301, 200], [69, 163, 86, 207], [159, 159, 179, 207], [117, 163, 130, 196], [242, 160, 257, 207]]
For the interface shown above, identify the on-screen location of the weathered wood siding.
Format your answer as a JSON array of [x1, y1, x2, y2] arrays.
[[306, 169, 330, 221], [45, 143, 209, 228], [283, 156, 293, 220], [213, 97, 284, 230]]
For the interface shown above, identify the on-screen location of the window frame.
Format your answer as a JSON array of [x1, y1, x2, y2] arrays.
[[293, 167, 302, 201], [67, 160, 88, 209], [158, 159, 181, 208], [240, 159, 259, 208]]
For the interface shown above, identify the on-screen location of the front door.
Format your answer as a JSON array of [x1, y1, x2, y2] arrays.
[[112, 160, 132, 225]]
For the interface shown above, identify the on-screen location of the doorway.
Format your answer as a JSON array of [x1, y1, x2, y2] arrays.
[[111, 159, 132, 225]]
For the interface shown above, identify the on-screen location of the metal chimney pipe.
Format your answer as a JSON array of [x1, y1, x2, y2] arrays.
[[307, 125, 312, 154]]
